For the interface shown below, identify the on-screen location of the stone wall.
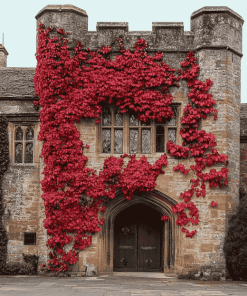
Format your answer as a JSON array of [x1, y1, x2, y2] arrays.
[[0, 100, 47, 265], [240, 104, 247, 198], [0, 5, 244, 277]]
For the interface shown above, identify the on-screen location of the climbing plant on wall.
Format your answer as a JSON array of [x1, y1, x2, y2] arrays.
[[34, 24, 229, 273]]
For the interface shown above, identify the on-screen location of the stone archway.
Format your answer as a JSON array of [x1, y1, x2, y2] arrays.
[[98, 190, 179, 275]]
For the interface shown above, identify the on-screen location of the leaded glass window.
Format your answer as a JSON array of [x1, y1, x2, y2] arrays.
[[102, 107, 111, 126], [128, 112, 151, 154], [129, 129, 138, 154], [156, 125, 165, 152], [129, 114, 139, 126], [168, 129, 176, 144], [114, 108, 123, 126], [168, 107, 177, 126], [26, 126, 34, 140], [25, 143, 33, 163], [15, 143, 23, 163], [155, 107, 178, 152], [114, 129, 123, 154], [14, 125, 34, 163], [101, 107, 123, 154], [100, 105, 179, 154], [15, 126, 23, 141], [141, 129, 151, 154], [102, 129, 111, 153]]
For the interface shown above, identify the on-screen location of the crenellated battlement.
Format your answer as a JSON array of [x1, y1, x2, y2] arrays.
[[191, 6, 244, 55], [35, 5, 243, 56], [96, 22, 129, 32]]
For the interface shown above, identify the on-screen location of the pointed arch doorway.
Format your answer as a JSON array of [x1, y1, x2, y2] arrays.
[[113, 204, 164, 271]]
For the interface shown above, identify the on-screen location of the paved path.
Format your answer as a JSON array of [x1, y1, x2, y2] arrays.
[[0, 272, 247, 296]]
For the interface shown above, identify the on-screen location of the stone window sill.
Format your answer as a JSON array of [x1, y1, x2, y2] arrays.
[[11, 163, 38, 167]]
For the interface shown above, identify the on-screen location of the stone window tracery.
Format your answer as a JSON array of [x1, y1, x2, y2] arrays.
[[14, 125, 34, 163], [100, 106, 178, 154]]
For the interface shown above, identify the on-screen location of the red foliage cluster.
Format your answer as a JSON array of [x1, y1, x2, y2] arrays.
[[167, 141, 189, 159], [161, 215, 170, 222], [211, 201, 218, 207], [34, 24, 228, 273], [166, 52, 229, 237], [173, 164, 190, 175]]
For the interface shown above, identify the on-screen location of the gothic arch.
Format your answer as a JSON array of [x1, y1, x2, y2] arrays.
[[98, 189, 179, 274]]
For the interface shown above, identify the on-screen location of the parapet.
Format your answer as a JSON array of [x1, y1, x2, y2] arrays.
[[191, 6, 244, 55], [191, 6, 243, 21], [35, 5, 88, 49], [96, 23, 129, 32], [35, 5, 243, 56], [35, 4, 88, 18]]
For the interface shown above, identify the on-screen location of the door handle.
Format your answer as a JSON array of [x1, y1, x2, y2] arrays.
[[145, 258, 153, 266]]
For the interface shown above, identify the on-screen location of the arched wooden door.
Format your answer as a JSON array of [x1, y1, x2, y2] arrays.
[[113, 204, 164, 271]]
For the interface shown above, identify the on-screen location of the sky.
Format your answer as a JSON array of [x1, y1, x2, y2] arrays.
[[1, 0, 246, 102]]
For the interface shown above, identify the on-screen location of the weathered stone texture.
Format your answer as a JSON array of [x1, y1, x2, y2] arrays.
[[0, 5, 244, 277], [240, 104, 247, 196], [0, 44, 8, 67], [0, 100, 38, 114], [191, 7, 243, 53], [36, 5, 88, 50]]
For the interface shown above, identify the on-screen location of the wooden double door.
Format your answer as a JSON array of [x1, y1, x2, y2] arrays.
[[114, 204, 163, 271]]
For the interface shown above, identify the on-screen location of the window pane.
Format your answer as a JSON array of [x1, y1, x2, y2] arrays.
[[114, 129, 123, 154], [168, 129, 176, 144], [129, 114, 139, 126], [156, 125, 164, 153], [26, 127, 34, 140], [15, 126, 23, 140], [15, 143, 23, 163], [168, 108, 177, 126], [102, 129, 111, 153], [102, 107, 111, 126], [141, 119, 151, 126], [129, 129, 138, 154], [114, 109, 123, 126], [142, 129, 151, 154], [25, 142, 33, 163]]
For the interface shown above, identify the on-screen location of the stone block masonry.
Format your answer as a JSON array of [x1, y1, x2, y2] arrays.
[[0, 4, 245, 278]]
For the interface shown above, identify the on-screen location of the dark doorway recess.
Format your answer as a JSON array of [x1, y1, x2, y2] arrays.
[[113, 204, 164, 271]]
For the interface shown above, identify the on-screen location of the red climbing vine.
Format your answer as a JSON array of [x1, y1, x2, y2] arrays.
[[34, 23, 228, 273]]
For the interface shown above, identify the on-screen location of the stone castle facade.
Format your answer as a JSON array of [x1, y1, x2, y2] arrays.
[[0, 5, 246, 278]]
